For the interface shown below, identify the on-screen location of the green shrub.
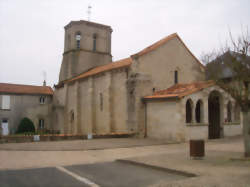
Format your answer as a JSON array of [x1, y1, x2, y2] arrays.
[[16, 117, 35, 133]]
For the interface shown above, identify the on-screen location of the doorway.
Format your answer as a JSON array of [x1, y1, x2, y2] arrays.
[[1, 119, 9, 136], [208, 91, 221, 139]]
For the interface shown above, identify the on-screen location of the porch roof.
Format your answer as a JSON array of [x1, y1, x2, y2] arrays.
[[143, 80, 215, 100]]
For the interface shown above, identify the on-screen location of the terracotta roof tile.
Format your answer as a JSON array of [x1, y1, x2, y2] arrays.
[[0, 83, 53, 95], [65, 57, 132, 83], [144, 80, 214, 100], [131, 33, 205, 68]]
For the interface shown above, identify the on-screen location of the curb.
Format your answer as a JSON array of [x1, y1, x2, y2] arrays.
[[116, 159, 197, 178], [0, 142, 171, 152]]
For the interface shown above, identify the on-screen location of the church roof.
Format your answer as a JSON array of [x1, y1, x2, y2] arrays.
[[131, 33, 204, 68], [0, 83, 53, 95], [143, 80, 214, 100], [65, 57, 132, 84]]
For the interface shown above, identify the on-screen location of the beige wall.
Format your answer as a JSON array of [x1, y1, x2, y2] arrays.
[[59, 21, 112, 82], [64, 22, 112, 53], [24, 104, 52, 130], [93, 72, 112, 134], [146, 100, 185, 142], [132, 37, 205, 91], [0, 94, 52, 133], [146, 85, 242, 142], [59, 67, 130, 135], [111, 69, 129, 133]]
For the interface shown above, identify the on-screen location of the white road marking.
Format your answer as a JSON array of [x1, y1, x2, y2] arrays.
[[56, 166, 99, 187]]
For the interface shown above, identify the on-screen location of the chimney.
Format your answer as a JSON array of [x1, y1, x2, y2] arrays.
[[43, 80, 46, 86]]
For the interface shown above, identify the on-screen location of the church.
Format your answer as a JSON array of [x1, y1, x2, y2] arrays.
[[51, 20, 242, 142]]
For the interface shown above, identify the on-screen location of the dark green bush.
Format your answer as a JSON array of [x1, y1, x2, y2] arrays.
[[16, 117, 35, 133]]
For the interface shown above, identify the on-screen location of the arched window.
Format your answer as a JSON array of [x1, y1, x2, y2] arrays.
[[195, 100, 204, 123], [70, 110, 74, 122], [227, 101, 232, 122], [75, 32, 81, 49], [174, 70, 178, 84], [39, 96, 45, 104], [234, 103, 240, 122], [93, 33, 97, 52], [67, 34, 71, 50], [186, 99, 193, 123]]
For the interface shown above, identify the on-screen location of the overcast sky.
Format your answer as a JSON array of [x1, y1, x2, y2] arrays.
[[0, 0, 250, 87]]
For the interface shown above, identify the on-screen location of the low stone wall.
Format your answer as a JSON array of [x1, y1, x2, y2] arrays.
[[223, 122, 242, 137], [0, 133, 135, 144]]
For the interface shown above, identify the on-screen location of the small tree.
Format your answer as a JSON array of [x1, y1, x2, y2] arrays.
[[202, 28, 250, 157], [16, 117, 35, 134]]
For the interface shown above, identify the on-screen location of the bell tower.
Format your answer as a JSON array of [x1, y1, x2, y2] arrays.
[[59, 20, 112, 82]]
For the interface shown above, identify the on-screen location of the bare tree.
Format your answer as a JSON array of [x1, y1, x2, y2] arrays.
[[204, 28, 250, 157]]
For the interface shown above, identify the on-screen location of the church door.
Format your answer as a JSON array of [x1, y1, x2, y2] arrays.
[[208, 92, 221, 139]]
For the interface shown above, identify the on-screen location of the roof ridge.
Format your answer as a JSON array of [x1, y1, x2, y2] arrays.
[[0, 83, 53, 95], [144, 80, 215, 100], [0, 82, 52, 88]]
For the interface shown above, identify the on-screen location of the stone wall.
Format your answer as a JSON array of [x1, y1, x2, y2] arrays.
[[59, 21, 112, 82], [59, 67, 130, 135], [146, 85, 242, 142], [132, 37, 205, 91], [0, 94, 52, 134], [146, 100, 184, 141]]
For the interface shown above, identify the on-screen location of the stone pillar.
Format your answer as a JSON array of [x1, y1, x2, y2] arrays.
[[204, 99, 209, 124], [88, 77, 96, 134], [127, 73, 152, 137], [75, 81, 81, 134], [63, 84, 69, 134], [192, 101, 196, 123], [107, 72, 114, 133]]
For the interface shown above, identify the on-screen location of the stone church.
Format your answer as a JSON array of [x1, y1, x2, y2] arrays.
[[52, 20, 242, 141]]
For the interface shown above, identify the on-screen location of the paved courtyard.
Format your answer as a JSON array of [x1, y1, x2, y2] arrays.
[[0, 136, 249, 186]]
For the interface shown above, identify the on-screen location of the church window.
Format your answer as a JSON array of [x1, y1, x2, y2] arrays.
[[100, 93, 103, 111], [227, 101, 232, 122], [75, 32, 81, 49], [174, 70, 178, 84], [70, 110, 74, 122], [93, 33, 97, 52], [186, 99, 193, 123], [195, 100, 203, 123]]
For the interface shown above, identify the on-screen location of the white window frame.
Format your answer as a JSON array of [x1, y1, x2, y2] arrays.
[[39, 119, 45, 129], [2, 95, 10, 110]]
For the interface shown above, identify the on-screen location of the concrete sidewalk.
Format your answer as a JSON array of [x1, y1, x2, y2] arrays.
[[123, 136, 250, 187]]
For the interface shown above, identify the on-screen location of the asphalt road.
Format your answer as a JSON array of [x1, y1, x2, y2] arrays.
[[0, 161, 188, 187]]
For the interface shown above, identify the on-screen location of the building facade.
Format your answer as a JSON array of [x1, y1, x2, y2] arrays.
[[52, 20, 242, 141], [0, 83, 53, 135]]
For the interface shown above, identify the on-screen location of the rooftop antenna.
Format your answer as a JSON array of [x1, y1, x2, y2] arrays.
[[87, 5, 92, 21]]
